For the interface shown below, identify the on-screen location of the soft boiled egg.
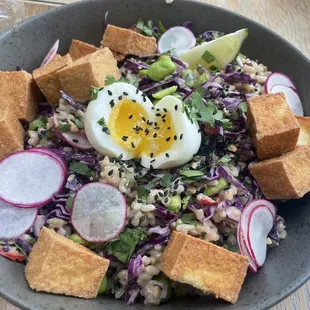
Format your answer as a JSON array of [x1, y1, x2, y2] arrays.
[[84, 83, 201, 169]]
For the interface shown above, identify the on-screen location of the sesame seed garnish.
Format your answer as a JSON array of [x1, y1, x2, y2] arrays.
[[150, 153, 154, 158], [150, 159, 155, 163], [132, 99, 136, 103], [162, 114, 166, 118], [122, 136, 128, 141], [119, 168, 124, 173], [73, 139, 79, 143], [165, 153, 170, 157], [142, 117, 146, 122], [147, 120, 153, 126], [159, 192, 164, 197], [163, 108, 168, 112], [162, 119, 166, 123], [151, 107, 155, 110], [108, 90, 112, 96], [154, 126, 160, 130], [180, 134, 183, 140], [150, 164, 153, 170], [154, 122, 158, 126], [143, 97, 147, 102], [123, 92, 128, 95], [164, 190, 169, 196], [155, 113, 161, 117], [138, 157, 142, 163], [136, 89, 139, 94], [154, 194, 159, 201], [172, 191, 177, 196], [174, 135, 177, 140], [167, 127, 171, 130], [145, 128, 150, 135], [108, 170, 113, 176], [166, 137, 171, 142], [109, 100, 115, 108], [198, 128, 202, 133], [174, 184, 178, 190], [119, 172, 122, 178], [174, 105, 178, 111], [129, 115, 133, 119], [164, 197, 169, 203], [153, 133, 157, 138], [197, 112, 202, 117], [118, 95, 123, 100], [131, 142, 135, 148]]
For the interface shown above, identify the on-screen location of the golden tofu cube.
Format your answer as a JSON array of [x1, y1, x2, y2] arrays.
[[160, 231, 249, 304], [57, 47, 120, 102], [68, 39, 98, 61], [33, 54, 72, 104], [101, 24, 157, 57], [0, 71, 40, 122], [250, 146, 310, 199], [246, 93, 300, 160], [25, 227, 109, 299], [296, 116, 310, 146], [0, 104, 24, 160]]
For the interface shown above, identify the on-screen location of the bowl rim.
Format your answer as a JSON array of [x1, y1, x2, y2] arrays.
[[0, 0, 310, 309]]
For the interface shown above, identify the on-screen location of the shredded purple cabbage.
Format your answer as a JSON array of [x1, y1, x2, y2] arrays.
[[60, 91, 85, 111], [219, 72, 257, 85]]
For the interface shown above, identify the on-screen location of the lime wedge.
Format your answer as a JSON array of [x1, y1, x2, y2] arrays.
[[179, 29, 248, 70]]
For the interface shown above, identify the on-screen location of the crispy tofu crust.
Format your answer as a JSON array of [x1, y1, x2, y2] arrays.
[[296, 116, 310, 146], [33, 54, 72, 104], [160, 231, 249, 304], [101, 24, 157, 57], [0, 71, 40, 122], [111, 50, 125, 62], [246, 93, 300, 160], [25, 227, 109, 299], [69, 39, 98, 61], [0, 104, 24, 160], [250, 146, 310, 199], [57, 47, 120, 102]]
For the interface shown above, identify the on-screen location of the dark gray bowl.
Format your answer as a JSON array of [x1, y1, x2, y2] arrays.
[[1, 0, 310, 309]]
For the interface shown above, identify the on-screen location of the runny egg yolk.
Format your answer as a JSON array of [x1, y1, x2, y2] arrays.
[[108, 99, 176, 157]]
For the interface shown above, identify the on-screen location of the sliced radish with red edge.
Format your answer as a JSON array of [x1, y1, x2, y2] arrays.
[[71, 183, 126, 242], [27, 148, 67, 172], [53, 114, 93, 150], [40, 39, 59, 67], [0, 200, 38, 240], [265, 72, 296, 93], [269, 84, 303, 116], [0, 151, 66, 208], [158, 26, 196, 55]]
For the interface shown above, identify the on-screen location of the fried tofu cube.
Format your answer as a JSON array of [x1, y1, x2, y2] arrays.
[[111, 50, 125, 62], [68, 39, 98, 61], [101, 24, 157, 57], [160, 231, 249, 304], [0, 71, 40, 122], [246, 93, 300, 160], [25, 227, 109, 299], [250, 146, 310, 199], [296, 116, 310, 146], [33, 54, 72, 104], [57, 47, 120, 102], [0, 104, 24, 160]]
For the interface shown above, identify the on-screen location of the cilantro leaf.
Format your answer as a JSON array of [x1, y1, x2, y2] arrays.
[[180, 170, 204, 178], [29, 118, 47, 131], [104, 75, 118, 86], [107, 228, 148, 263], [69, 162, 91, 175], [88, 85, 102, 100], [67, 195, 74, 209], [182, 213, 198, 225], [97, 117, 110, 135], [161, 173, 173, 187], [135, 18, 158, 38], [57, 123, 71, 133], [239, 101, 248, 114], [216, 155, 231, 164], [104, 75, 139, 88], [136, 177, 161, 199]]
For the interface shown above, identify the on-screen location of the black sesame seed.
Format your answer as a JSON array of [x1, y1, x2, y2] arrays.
[[156, 113, 161, 117], [72, 139, 79, 143], [156, 108, 160, 111], [119, 172, 122, 178], [153, 133, 158, 138], [118, 95, 123, 100], [162, 119, 166, 123], [154, 126, 160, 130], [132, 99, 137, 103], [110, 99, 115, 107], [145, 129, 150, 135], [131, 142, 135, 148], [167, 127, 171, 130], [238, 69, 242, 72], [119, 168, 124, 172], [164, 190, 169, 196], [174, 105, 178, 111], [174, 184, 178, 190], [129, 115, 133, 119], [197, 112, 202, 117], [163, 108, 168, 112], [166, 137, 171, 142], [154, 122, 158, 126], [137, 199, 142, 203], [151, 159, 155, 163], [123, 92, 128, 96], [108, 170, 113, 176], [151, 107, 155, 110], [127, 164, 133, 168], [174, 135, 177, 140], [172, 191, 177, 196], [154, 194, 159, 201], [164, 197, 169, 203], [150, 164, 153, 170], [165, 153, 170, 157], [174, 179, 179, 185], [198, 128, 202, 133], [143, 97, 147, 102], [180, 134, 183, 140], [150, 152, 154, 158], [142, 117, 146, 122], [136, 89, 139, 94], [138, 157, 142, 163], [159, 192, 164, 197], [147, 121, 153, 126], [162, 114, 166, 118], [122, 136, 128, 141], [254, 88, 258, 91], [108, 90, 112, 96]]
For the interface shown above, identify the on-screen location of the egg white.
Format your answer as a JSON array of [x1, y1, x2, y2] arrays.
[[84, 83, 153, 160]]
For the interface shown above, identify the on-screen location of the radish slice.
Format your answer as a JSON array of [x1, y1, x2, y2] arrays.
[[265, 72, 296, 93], [158, 26, 196, 55], [40, 39, 59, 67], [0, 200, 38, 240], [269, 84, 304, 116], [71, 183, 126, 242], [246, 206, 274, 267], [53, 114, 93, 150], [0, 151, 66, 208], [27, 148, 67, 172], [237, 224, 257, 273]]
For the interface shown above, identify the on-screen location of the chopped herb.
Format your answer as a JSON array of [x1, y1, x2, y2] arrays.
[[180, 170, 204, 178], [239, 101, 248, 114], [107, 228, 148, 264], [88, 85, 102, 100], [29, 118, 47, 131], [182, 213, 198, 225], [75, 119, 84, 129], [158, 20, 166, 34], [67, 195, 74, 209], [135, 18, 158, 38], [97, 117, 110, 134], [69, 162, 91, 175], [201, 50, 215, 64], [214, 155, 231, 165], [161, 173, 173, 187], [136, 177, 161, 199], [57, 123, 71, 133]]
